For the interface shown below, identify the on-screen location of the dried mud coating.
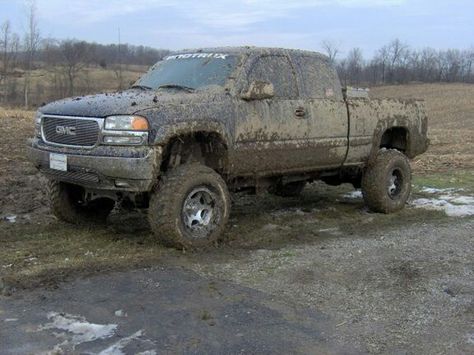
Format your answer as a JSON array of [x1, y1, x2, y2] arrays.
[[26, 46, 428, 248], [148, 163, 231, 249], [362, 149, 412, 213]]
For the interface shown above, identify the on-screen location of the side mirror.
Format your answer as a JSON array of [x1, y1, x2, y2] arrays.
[[240, 80, 274, 100]]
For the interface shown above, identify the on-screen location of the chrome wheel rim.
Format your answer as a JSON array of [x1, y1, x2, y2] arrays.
[[388, 168, 403, 199], [182, 187, 218, 238]]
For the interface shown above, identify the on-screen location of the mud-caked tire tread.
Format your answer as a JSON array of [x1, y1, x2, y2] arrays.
[[362, 149, 412, 213], [48, 180, 114, 224], [148, 163, 230, 249]]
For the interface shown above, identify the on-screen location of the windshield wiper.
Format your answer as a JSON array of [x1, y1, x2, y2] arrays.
[[131, 84, 153, 90], [157, 84, 195, 93]]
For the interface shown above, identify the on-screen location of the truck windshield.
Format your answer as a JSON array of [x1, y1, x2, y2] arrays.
[[134, 53, 238, 91]]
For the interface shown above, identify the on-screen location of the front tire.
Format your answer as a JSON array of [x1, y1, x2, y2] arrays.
[[148, 163, 231, 249], [48, 180, 114, 224], [361, 149, 411, 213]]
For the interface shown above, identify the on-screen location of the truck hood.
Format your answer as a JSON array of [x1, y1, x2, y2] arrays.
[[38, 88, 216, 118]]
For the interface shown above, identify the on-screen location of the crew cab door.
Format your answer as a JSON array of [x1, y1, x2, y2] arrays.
[[232, 53, 348, 175], [233, 54, 313, 174], [289, 54, 349, 167]]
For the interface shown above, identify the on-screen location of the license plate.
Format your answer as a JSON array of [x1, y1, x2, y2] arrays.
[[49, 153, 67, 171]]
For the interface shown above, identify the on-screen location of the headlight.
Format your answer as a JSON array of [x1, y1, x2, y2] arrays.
[[102, 115, 149, 146], [34, 111, 42, 138], [104, 115, 149, 131]]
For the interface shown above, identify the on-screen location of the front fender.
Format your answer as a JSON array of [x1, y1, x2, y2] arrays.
[[153, 120, 231, 147]]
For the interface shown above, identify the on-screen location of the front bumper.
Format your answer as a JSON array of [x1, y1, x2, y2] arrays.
[[27, 138, 161, 192]]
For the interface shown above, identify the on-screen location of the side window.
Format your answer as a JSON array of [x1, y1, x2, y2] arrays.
[[248, 56, 298, 98], [293, 55, 342, 100]]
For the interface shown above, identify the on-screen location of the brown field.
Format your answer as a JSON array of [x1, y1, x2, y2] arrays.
[[371, 83, 474, 172], [3, 65, 148, 107]]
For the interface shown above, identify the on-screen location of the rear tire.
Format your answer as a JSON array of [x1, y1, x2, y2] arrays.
[[48, 180, 114, 224], [148, 163, 231, 249], [361, 149, 411, 213]]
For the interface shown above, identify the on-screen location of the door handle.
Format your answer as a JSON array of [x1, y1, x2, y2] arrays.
[[295, 107, 306, 118]]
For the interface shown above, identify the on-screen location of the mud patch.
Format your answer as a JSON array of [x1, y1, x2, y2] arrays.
[[387, 261, 422, 289]]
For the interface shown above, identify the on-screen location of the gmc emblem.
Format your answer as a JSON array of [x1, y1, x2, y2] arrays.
[[55, 125, 76, 136]]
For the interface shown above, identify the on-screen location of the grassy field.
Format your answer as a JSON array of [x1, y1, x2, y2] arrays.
[[0, 83, 473, 293]]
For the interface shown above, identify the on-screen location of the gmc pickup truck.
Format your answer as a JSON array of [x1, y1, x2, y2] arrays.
[[28, 47, 428, 248]]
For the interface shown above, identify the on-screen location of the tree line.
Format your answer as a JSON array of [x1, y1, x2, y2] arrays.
[[0, 2, 169, 107], [1, 2, 473, 108], [322, 39, 474, 87]]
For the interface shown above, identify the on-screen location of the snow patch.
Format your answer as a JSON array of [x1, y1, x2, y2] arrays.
[[412, 187, 474, 217], [343, 190, 362, 199], [114, 309, 127, 317], [98, 330, 144, 355], [39, 312, 117, 347], [4, 215, 16, 223], [270, 208, 307, 217], [261, 223, 281, 231], [451, 196, 474, 205], [420, 187, 460, 194], [318, 227, 342, 236]]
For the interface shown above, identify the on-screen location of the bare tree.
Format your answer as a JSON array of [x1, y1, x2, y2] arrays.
[[385, 39, 409, 83], [0, 20, 20, 104], [1, 21, 11, 79], [347, 48, 364, 86], [465, 48, 474, 82], [60, 40, 89, 96], [1, 20, 12, 102], [320, 40, 340, 65], [23, 0, 41, 108], [377, 45, 390, 84]]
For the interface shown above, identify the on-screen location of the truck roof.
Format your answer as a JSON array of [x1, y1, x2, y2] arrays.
[[171, 46, 330, 62]]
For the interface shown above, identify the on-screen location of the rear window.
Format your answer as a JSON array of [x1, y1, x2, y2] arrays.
[[292, 55, 342, 100]]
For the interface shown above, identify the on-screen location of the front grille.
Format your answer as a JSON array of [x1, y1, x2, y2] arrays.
[[40, 167, 100, 183], [42, 116, 100, 147]]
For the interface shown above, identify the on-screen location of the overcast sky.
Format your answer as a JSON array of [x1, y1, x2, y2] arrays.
[[1, 0, 472, 57]]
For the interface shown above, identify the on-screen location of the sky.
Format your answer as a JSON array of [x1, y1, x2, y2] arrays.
[[0, 0, 473, 57]]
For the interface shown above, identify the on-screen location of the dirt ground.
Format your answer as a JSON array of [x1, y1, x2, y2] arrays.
[[0, 83, 473, 354]]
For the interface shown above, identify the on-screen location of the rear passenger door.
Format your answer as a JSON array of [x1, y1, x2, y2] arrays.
[[290, 54, 349, 167], [234, 55, 314, 174]]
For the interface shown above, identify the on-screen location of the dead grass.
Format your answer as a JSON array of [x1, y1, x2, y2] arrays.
[[5, 65, 148, 107], [370, 83, 474, 130], [0, 219, 171, 293]]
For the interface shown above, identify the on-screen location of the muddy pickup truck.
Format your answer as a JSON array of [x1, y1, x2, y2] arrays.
[[28, 47, 428, 248]]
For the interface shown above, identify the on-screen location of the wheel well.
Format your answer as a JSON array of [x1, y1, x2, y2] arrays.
[[380, 127, 408, 152], [160, 132, 228, 173]]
